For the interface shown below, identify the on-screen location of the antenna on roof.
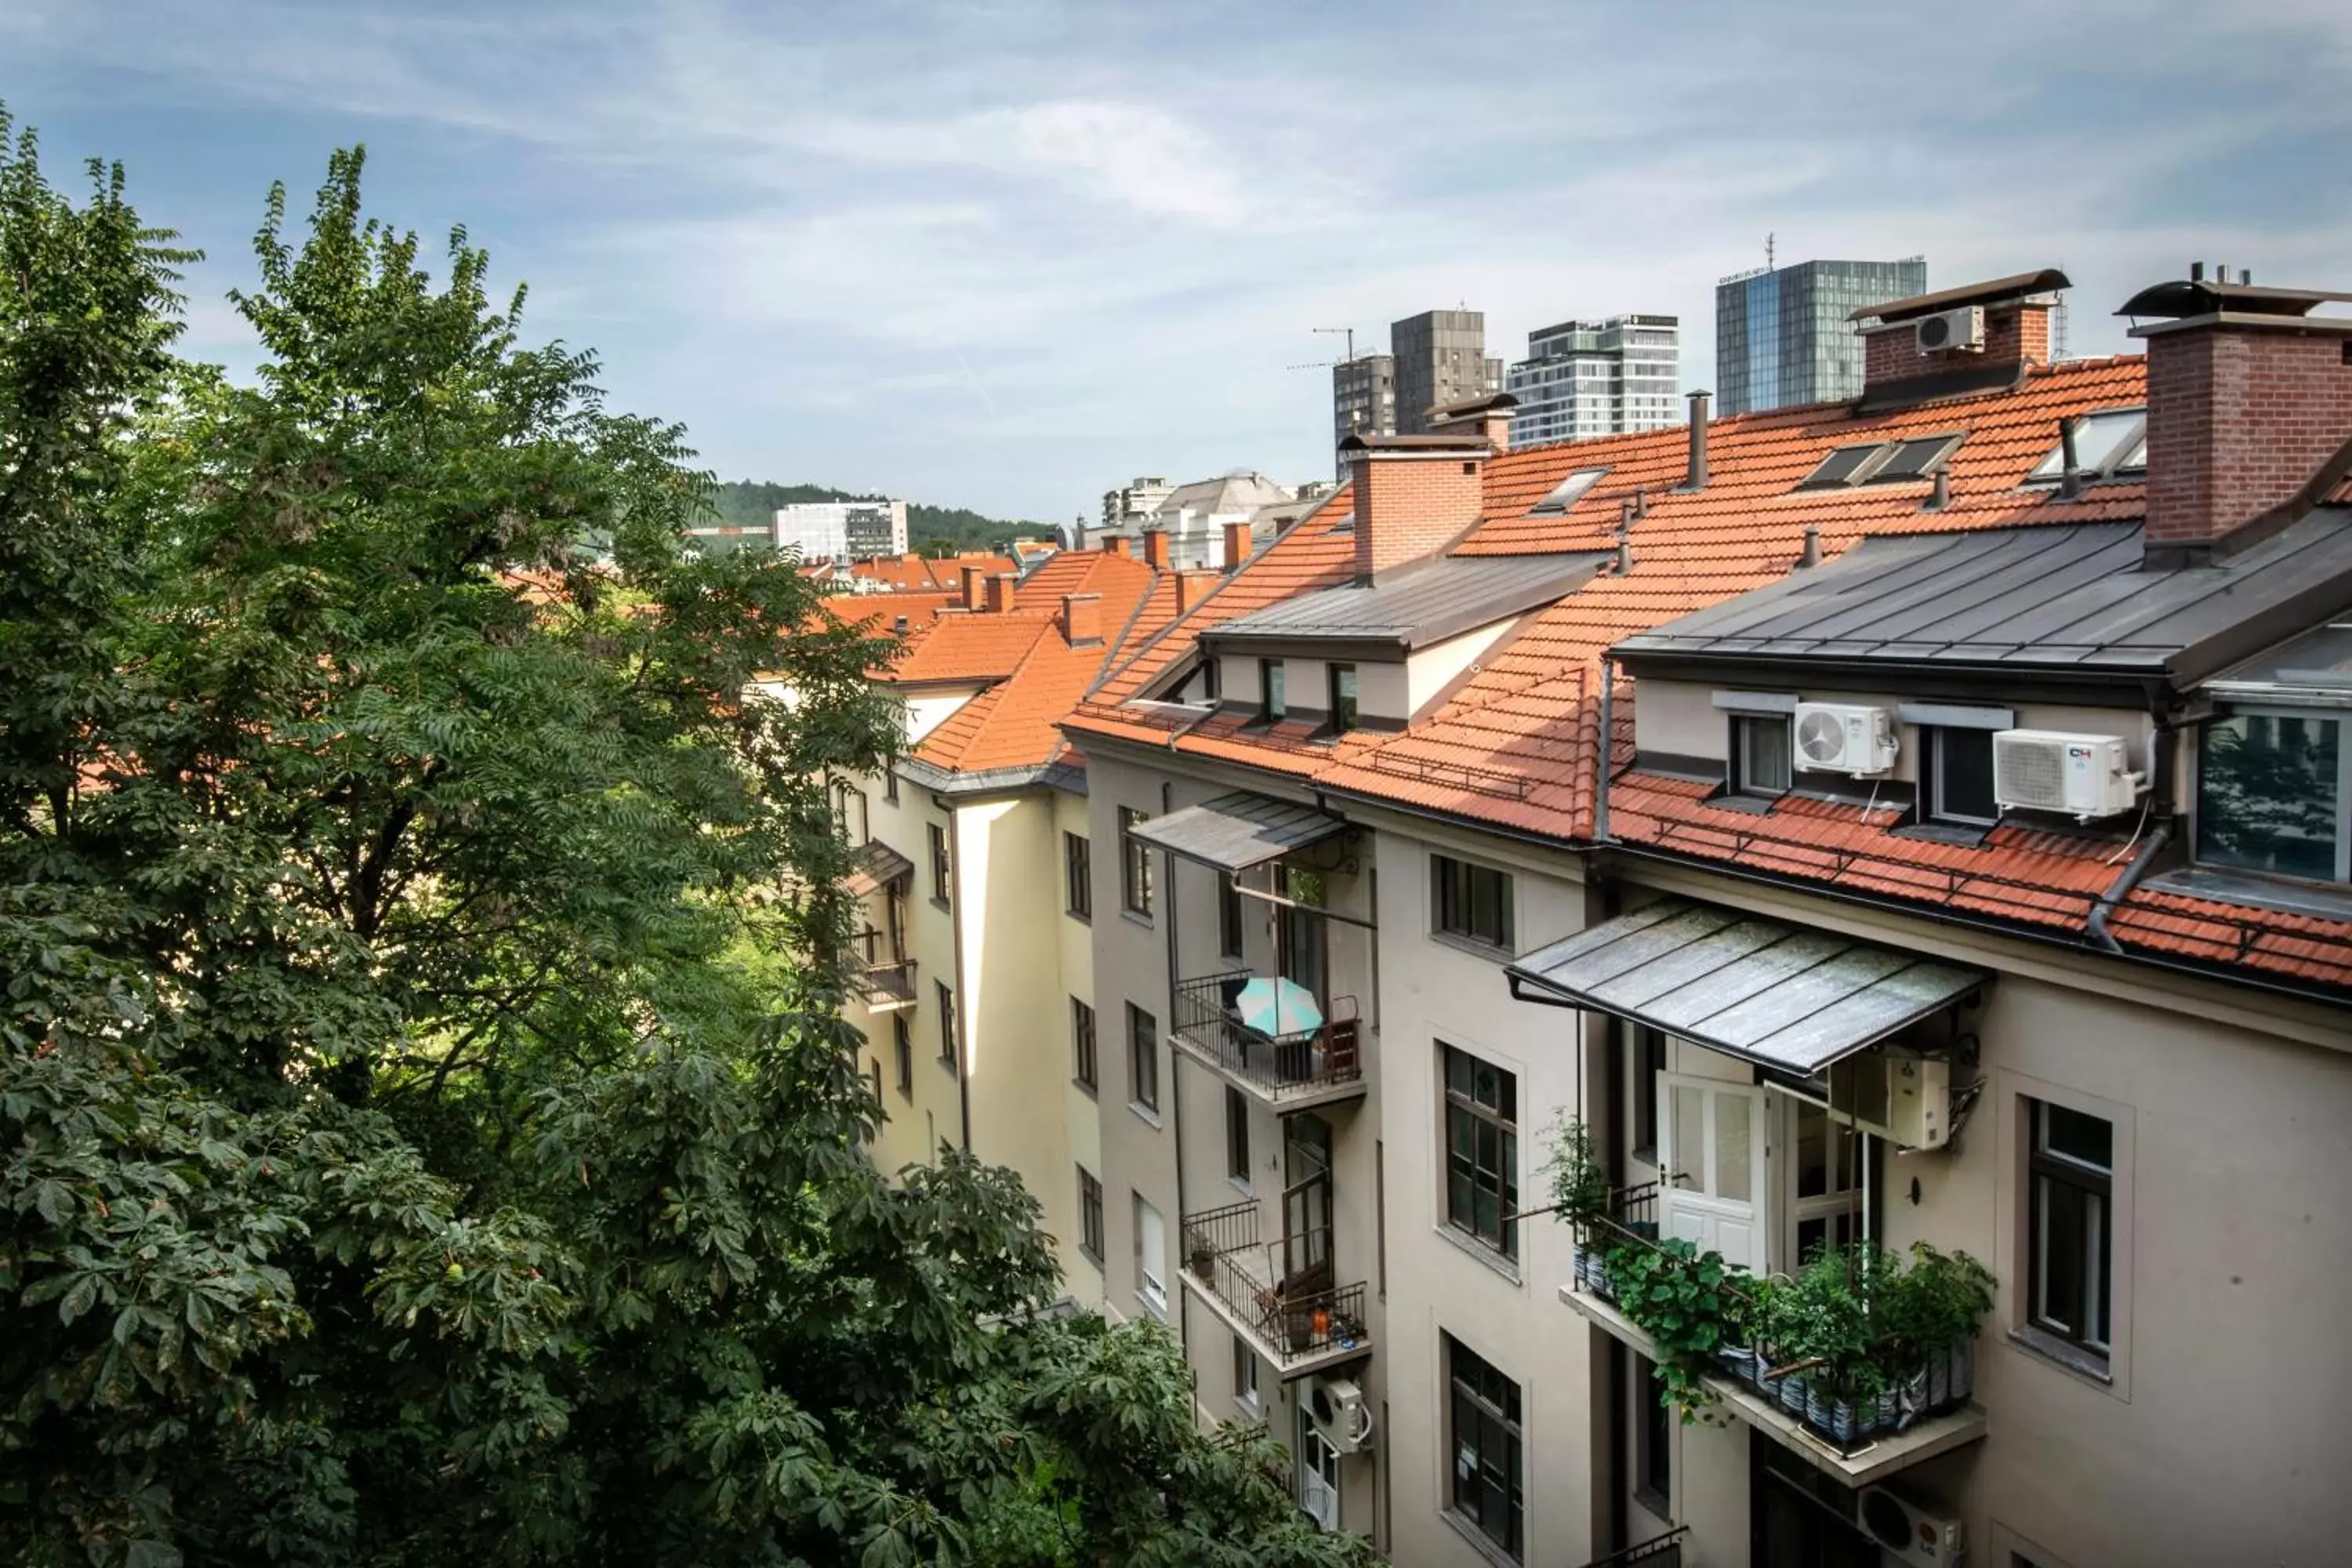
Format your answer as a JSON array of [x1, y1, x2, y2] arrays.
[[2053, 267, 2071, 362], [1766, 231, 1776, 270]]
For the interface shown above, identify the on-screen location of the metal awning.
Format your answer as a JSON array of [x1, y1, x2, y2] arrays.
[[841, 840, 915, 898], [1506, 898, 1984, 1075], [1128, 790, 1348, 873]]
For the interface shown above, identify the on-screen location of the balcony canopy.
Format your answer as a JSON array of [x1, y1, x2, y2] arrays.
[[1129, 790, 1348, 873], [841, 840, 914, 898], [1507, 898, 1984, 1076]]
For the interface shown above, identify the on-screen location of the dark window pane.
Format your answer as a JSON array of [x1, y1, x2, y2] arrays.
[[2040, 1103, 2112, 1170], [1935, 727, 1998, 823], [2198, 715, 2341, 880]]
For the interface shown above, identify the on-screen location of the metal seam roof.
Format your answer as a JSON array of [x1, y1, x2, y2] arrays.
[[1127, 790, 1348, 872]]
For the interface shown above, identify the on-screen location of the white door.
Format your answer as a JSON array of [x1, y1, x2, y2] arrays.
[[1298, 1412, 1341, 1531], [1658, 1074, 1768, 1271]]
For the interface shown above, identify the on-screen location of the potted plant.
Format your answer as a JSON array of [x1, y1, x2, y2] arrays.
[[1544, 1112, 1613, 1293], [1189, 1232, 1218, 1280], [1905, 1243, 1995, 1408], [1773, 1244, 1890, 1445], [1606, 1237, 1751, 1425]]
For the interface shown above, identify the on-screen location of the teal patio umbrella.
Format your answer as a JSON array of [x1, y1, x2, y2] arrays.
[[1232, 976, 1323, 1036]]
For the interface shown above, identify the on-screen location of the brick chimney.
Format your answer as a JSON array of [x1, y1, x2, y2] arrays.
[[1344, 430, 1490, 579], [1425, 390, 1515, 452], [960, 564, 985, 611], [1142, 529, 1169, 568], [1060, 592, 1103, 647], [2124, 268, 2352, 564], [1221, 520, 1251, 570], [1103, 535, 1133, 558], [1852, 268, 2067, 408], [985, 573, 1017, 613], [1174, 569, 1218, 613]]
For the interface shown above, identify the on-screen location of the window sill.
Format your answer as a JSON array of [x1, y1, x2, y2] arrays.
[[1135, 1290, 1168, 1324], [2008, 1324, 2114, 1389], [1120, 909, 1156, 931], [1234, 1392, 1263, 1423], [1079, 1246, 1103, 1270], [1129, 1101, 1163, 1131], [1709, 791, 1782, 815], [1430, 930, 1516, 965], [1434, 1221, 1523, 1287], [1440, 1506, 1523, 1568], [1227, 1175, 1253, 1199], [1892, 819, 1994, 848], [1065, 909, 1091, 926], [1073, 1077, 1098, 1100], [929, 897, 953, 913], [1632, 1485, 1672, 1526]]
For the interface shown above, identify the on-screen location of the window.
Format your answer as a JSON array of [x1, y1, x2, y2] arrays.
[[2198, 713, 2346, 881], [1134, 1193, 1167, 1316], [1867, 433, 1962, 484], [1202, 656, 1221, 702], [1072, 998, 1097, 1091], [1730, 713, 1792, 797], [1432, 854, 1513, 950], [1064, 830, 1092, 919], [1119, 807, 1155, 916], [1329, 663, 1358, 733], [1225, 1086, 1251, 1185], [883, 764, 898, 806], [1632, 1350, 1671, 1516], [866, 1056, 884, 1105], [1232, 1334, 1260, 1412], [1631, 1026, 1665, 1162], [892, 1014, 913, 1095], [1218, 871, 1244, 958], [927, 822, 952, 906], [1076, 1167, 1104, 1264], [1446, 1335, 1524, 1559], [1128, 1002, 1159, 1114], [2026, 406, 2147, 484], [1797, 441, 1886, 489], [1443, 1044, 1519, 1259], [936, 982, 957, 1070], [2028, 1099, 2113, 1363], [1926, 725, 2000, 826], [1260, 659, 1287, 723]]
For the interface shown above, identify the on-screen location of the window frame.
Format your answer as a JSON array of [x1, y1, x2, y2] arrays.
[[1076, 1166, 1104, 1265], [1329, 662, 1359, 734], [2024, 405, 2148, 486], [1260, 659, 1287, 724], [1127, 1001, 1160, 1116], [934, 981, 959, 1073], [1432, 853, 1514, 952], [1232, 1333, 1261, 1415], [2027, 1098, 2114, 1364], [2193, 709, 2350, 884], [882, 761, 899, 806], [1630, 1025, 1666, 1165], [927, 821, 952, 908], [1926, 724, 2001, 827], [1225, 1085, 1251, 1187], [1442, 1044, 1521, 1261], [1632, 1349, 1671, 1520], [1064, 829, 1093, 920], [892, 1014, 913, 1096], [1218, 870, 1245, 959], [1119, 807, 1155, 918], [1445, 1334, 1526, 1561], [1729, 712, 1794, 798], [1133, 1192, 1167, 1318], [1071, 997, 1098, 1093]]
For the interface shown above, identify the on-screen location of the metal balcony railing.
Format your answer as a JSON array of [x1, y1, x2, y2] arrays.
[[1580, 1525, 1689, 1568], [851, 927, 917, 1007], [1170, 973, 1362, 1100], [1180, 1198, 1370, 1367]]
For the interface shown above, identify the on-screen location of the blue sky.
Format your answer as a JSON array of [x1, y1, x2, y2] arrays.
[[7, 0, 2350, 523]]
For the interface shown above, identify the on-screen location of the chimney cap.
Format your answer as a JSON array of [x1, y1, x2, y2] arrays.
[[2115, 275, 2352, 321], [1849, 267, 2071, 324], [1338, 430, 1490, 454], [1422, 390, 1519, 425]]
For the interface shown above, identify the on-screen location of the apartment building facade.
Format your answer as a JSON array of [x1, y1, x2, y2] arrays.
[[1060, 268, 2352, 1566], [1505, 314, 1682, 447], [1333, 354, 1399, 470], [1715, 257, 1928, 416], [1392, 310, 1505, 437], [774, 498, 911, 562]]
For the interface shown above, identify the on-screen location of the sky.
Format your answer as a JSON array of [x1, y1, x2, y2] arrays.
[[6, 0, 2351, 524]]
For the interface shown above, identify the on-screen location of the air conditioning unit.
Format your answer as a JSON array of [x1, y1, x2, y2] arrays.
[[1882, 1048, 1952, 1151], [1307, 1377, 1374, 1454], [1857, 1483, 1965, 1567], [1794, 702, 1899, 776], [1992, 730, 2142, 820], [1913, 306, 1985, 354]]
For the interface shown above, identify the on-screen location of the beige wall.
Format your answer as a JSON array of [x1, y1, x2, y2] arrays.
[[1054, 788, 1105, 1308]]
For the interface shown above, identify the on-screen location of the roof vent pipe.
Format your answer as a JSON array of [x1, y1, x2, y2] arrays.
[[2059, 416, 2084, 499], [1798, 524, 1821, 568], [1633, 486, 1649, 520], [1926, 468, 1950, 511], [1618, 497, 1634, 533], [2190, 261, 2205, 282], [1685, 390, 1711, 490], [1615, 535, 1633, 574]]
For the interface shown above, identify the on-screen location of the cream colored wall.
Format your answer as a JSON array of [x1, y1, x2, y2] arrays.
[[1054, 788, 1105, 1308], [1370, 818, 1606, 1567], [1406, 618, 1520, 716], [848, 766, 964, 1178], [906, 685, 982, 744]]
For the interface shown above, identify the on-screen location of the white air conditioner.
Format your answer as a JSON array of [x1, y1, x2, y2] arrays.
[[1857, 1483, 1965, 1567], [1913, 306, 1985, 354], [1881, 1048, 1951, 1151], [1794, 702, 1899, 776], [1307, 1377, 1374, 1454], [1992, 730, 2142, 820]]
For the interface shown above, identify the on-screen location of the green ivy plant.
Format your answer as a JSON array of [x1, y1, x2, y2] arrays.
[[1606, 1238, 1751, 1424]]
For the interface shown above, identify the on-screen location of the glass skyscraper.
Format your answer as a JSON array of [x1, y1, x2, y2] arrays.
[[1714, 257, 1927, 416]]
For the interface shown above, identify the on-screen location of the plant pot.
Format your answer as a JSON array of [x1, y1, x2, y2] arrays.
[[1947, 1338, 1975, 1403], [1926, 1352, 1951, 1410], [1828, 1395, 1861, 1444], [1875, 1386, 1900, 1432], [1189, 1247, 1217, 1280], [1777, 1371, 1809, 1416], [1287, 1314, 1314, 1353], [1805, 1382, 1834, 1434], [1717, 1344, 1757, 1383], [1896, 1366, 1929, 1429]]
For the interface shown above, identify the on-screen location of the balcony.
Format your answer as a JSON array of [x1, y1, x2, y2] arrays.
[[1559, 1186, 1987, 1488], [1169, 973, 1364, 1111], [1580, 1526, 1689, 1568], [851, 928, 918, 1012], [1178, 1198, 1370, 1380]]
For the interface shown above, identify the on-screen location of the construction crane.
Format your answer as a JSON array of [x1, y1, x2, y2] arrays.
[[1287, 326, 1366, 372]]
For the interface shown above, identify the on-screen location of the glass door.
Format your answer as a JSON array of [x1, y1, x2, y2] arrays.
[[1784, 1098, 1869, 1267], [1298, 1409, 1341, 1530], [1282, 1115, 1334, 1292], [1658, 1075, 1767, 1271]]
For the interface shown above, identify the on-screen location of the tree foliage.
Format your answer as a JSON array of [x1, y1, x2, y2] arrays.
[[0, 116, 1371, 1568]]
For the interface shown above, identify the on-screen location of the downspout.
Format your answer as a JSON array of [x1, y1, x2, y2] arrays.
[[1160, 778, 1189, 1359], [1592, 658, 1617, 846], [2087, 714, 2176, 954]]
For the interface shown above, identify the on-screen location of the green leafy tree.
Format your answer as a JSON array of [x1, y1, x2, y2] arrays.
[[1, 118, 1371, 1568]]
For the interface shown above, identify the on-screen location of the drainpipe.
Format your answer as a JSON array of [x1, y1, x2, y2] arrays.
[[1160, 778, 1189, 1359], [1592, 658, 1617, 846], [2088, 823, 2172, 953]]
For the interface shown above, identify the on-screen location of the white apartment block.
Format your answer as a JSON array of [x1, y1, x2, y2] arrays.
[[1505, 314, 1682, 448], [774, 499, 910, 562]]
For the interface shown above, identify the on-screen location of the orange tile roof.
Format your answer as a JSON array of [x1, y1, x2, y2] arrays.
[[851, 552, 1023, 592], [820, 590, 955, 636], [1062, 352, 2352, 996]]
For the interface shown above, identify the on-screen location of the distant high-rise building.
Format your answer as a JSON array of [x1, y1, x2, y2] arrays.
[[1715, 256, 1927, 415], [1504, 314, 1681, 447], [1330, 354, 1397, 473], [770, 499, 909, 562], [1391, 310, 1501, 436]]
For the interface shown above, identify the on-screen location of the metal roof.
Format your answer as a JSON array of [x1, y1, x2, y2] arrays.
[[2203, 619, 2352, 704], [1128, 790, 1348, 873], [1613, 513, 2352, 683], [843, 840, 914, 898], [1506, 898, 1985, 1075], [1850, 268, 2071, 323], [1206, 551, 1606, 650], [2116, 278, 2352, 321]]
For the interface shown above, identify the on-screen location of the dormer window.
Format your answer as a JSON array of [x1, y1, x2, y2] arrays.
[[2025, 407, 2147, 485], [1797, 434, 1963, 490], [1261, 659, 1287, 723], [1329, 663, 1359, 734], [1730, 713, 1792, 797], [2196, 713, 2347, 882], [1530, 466, 1607, 515]]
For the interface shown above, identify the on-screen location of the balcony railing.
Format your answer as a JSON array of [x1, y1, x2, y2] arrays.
[[1580, 1526, 1689, 1568], [1180, 1198, 1370, 1370], [1170, 973, 1362, 1102], [851, 928, 917, 1009]]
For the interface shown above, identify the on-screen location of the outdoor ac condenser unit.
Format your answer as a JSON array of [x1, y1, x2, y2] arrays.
[[1794, 702, 1898, 776], [1992, 730, 2140, 819], [1913, 306, 1985, 353], [1858, 1483, 1965, 1567], [1308, 1377, 1374, 1454]]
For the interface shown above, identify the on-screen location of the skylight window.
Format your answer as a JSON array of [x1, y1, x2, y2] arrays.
[[2027, 407, 2147, 485], [1798, 444, 1884, 489], [1867, 434, 1963, 484], [1529, 466, 1607, 515]]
